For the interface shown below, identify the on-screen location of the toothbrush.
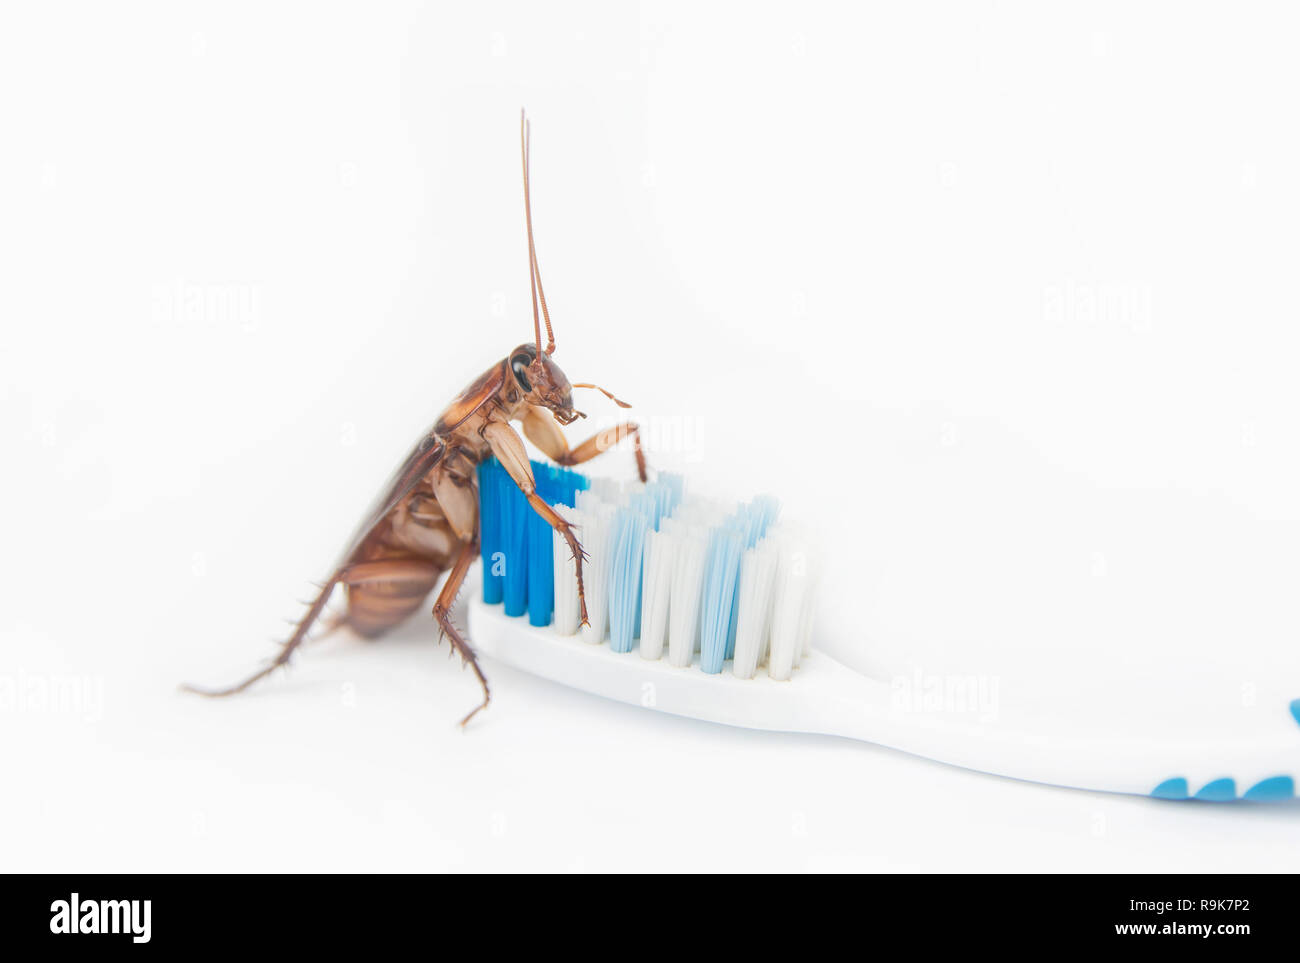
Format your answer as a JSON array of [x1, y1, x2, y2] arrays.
[[468, 458, 1300, 803]]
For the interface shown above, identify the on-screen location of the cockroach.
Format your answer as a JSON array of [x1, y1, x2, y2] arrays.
[[184, 111, 647, 724]]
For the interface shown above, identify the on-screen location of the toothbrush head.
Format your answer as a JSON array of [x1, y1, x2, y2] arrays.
[[476, 458, 817, 680]]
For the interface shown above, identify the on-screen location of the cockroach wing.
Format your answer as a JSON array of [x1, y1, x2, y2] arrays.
[[333, 357, 506, 569], [434, 360, 507, 436], [335, 428, 446, 567]]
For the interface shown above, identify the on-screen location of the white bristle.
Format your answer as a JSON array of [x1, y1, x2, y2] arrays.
[[552, 504, 581, 636], [667, 527, 708, 667], [732, 538, 779, 679], [581, 476, 644, 510], [768, 544, 813, 681], [575, 487, 602, 514], [575, 501, 616, 645], [535, 477, 814, 680], [765, 523, 817, 669], [582, 478, 619, 506], [671, 495, 728, 531], [797, 550, 818, 660], [639, 527, 675, 660]]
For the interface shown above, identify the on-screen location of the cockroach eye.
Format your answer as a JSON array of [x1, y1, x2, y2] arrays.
[[510, 355, 532, 391]]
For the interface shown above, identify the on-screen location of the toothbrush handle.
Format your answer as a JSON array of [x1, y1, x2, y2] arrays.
[[468, 598, 1297, 802], [810, 659, 1297, 801]]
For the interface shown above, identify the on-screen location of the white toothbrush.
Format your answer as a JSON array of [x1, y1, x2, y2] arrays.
[[469, 594, 1300, 802], [472, 460, 1300, 803]]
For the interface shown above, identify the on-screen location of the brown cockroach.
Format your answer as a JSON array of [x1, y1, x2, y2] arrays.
[[184, 111, 647, 724]]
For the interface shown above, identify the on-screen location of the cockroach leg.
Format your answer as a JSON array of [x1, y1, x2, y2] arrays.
[[308, 610, 349, 645], [182, 573, 344, 697], [558, 421, 647, 483], [522, 407, 649, 483], [431, 537, 490, 726], [182, 558, 439, 698], [525, 490, 590, 623]]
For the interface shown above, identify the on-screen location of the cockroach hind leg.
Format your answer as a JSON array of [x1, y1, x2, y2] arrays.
[[434, 610, 491, 726], [179, 647, 290, 698], [458, 684, 490, 728], [429, 539, 490, 725], [309, 611, 350, 645], [182, 573, 344, 698]]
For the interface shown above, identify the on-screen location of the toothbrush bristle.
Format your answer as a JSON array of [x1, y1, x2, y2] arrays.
[[639, 526, 674, 661], [700, 528, 743, 674], [667, 529, 707, 668], [476, 459, 817, 680], [477, 459, 588, 621], [608, 505, 649, 653], [733, 538, 779, 679], [551, 503, 581, 636]]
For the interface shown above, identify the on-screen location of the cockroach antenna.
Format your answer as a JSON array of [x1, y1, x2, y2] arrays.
[[521, 109, 556, 356], [572, 382, 633, 408], [521, 110, 540, 355]]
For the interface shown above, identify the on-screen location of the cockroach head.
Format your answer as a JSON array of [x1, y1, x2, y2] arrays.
[[509, 343, 583, 425]]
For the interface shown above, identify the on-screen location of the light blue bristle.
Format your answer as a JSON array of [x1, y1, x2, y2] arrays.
[[720, 498, 781, 657], [760, 495, 781, 531], [643, 474, 684, 531], [662, 473, 684, 513], [608, 498, 651, 653], [722, 515, 750, 659], [699, 527, 743, 673], [725, 560, 742, 660], [735, 496, 780, 548]]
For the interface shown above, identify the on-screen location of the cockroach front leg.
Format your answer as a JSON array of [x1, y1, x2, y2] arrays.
[[482, 419, 591, 626], [521, 406, 648, 483], [432, 536, 491, 726]]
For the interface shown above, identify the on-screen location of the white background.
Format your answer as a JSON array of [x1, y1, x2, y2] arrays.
[[4, 1, 1300, 871]]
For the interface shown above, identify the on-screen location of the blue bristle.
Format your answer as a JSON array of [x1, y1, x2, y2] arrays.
[[525, 511, 554, 625], [477, 461, 505, 604], [476, 457, 589, 625], [608, 498, 651, 653], [700, 527, 743, 673], [525, 465, 557, 626], [499, 469, 530, 617], [524, 463, 590, 626]]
